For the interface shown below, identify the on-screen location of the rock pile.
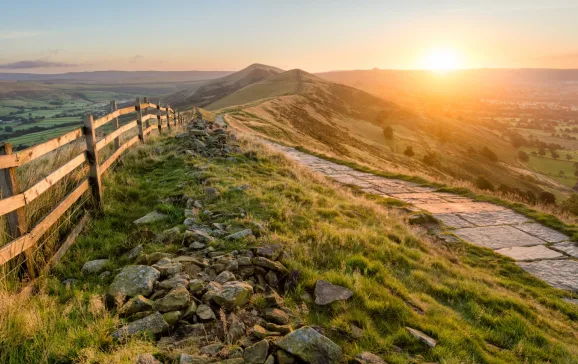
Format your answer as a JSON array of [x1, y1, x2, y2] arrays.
[[176, 112, 240, 158]]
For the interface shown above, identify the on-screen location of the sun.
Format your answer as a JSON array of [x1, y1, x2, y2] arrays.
[[425, 48, 461, 73]]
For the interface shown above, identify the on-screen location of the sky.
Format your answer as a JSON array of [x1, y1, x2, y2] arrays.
[[1, 0, 577, 73]]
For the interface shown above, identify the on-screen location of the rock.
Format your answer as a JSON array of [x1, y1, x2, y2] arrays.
[[156, 227, 181, 243], [255, 245, 283, 260], [99, 271, 112, 280], [204, 187, 219, 200], [189, 279, 205, 293], [147, 252, 174, 265], [200, 343, 224, 355], [252, 257, 288, 273], [119, 295, 154, 317], [190, 241, 207, 250], [188, 229, 216, 243], [82, 259, 109, 274], [134, 211, 168, 225], [225, 229, 253, 240], [350, 324, 364, 339], [214, 281, 254, 310], [253, 324, 281, 339], [219, 359, 244, 364], [113, 312, 168, 340], [179, 353, 214, 364], [125, 245, 143, 260], [196, 304, 216, 320], [109, 265, 161, 299], [264, 286, 284, 307], [227, 312, 246, 343], [237, 257, 252, 266], [154, 286, 190, 312], [158, 275, 189, 290], [152, 258, 182, 277], [265, 271, 278, 287], [202, 281, 223, 303], [162, 310, 182, 325], [408, 213, 438, 226], [244, 339, 269, 364], [265, 322, 292, 334], [136, 353, 162, 364], [215, 271, 236, 284], [276, 326, 342, 364], [228, 346, 244, 358], [181, 301, 198, 320], [277, 350, 296, 364], [314, 280, 353, 305], [264, 308, 289, 325], [406, 326, 437, 347], [353, 352, 385, 364]]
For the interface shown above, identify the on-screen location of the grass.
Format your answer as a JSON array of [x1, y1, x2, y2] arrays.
[[1, 132, 578, 363]]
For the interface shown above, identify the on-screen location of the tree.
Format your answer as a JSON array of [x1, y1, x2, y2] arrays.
[[538, 147, 546, 156], [538, 191, 556, 205], [5, 126, 13, 132], [518, 150, 529, 162], [480, 146, 498, 162], [551, 150, 560, 159], [423, 152, 437, 166], [475, 176, 494, 191], [383, 125, 393, 140], [404, 146, 414, 157], [567, 154, 573, 161]]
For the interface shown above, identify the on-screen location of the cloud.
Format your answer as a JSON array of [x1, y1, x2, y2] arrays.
[[130, 54, 144, 63], [0, 59, 79, 69], [0, 31, 45, 40]]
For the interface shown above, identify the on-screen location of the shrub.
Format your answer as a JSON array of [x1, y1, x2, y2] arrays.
[[518, 150, 529, 162], [382, 125, 393, 139], [475, 176, 494, 191], [480, 147, 498, 162], [403, 146, 414, 157], [422, 152, 437, 166], [562, 194, 578, 216], [538, 191, 556, 205]]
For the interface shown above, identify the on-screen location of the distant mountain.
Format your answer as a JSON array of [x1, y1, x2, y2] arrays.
[[163, 63, 284, 109], [0, 70, 232, 84]]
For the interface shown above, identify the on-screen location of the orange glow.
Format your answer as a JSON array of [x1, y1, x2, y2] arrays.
[[424, 48, 462, 73]]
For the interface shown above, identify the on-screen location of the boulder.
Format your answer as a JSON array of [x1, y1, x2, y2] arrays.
[[225, 229, 253, 241], [179, 353, 214, 364], [113, 312, 168, 340], [255, 245, 283, 260], [158, 275, 189, 290], [253, 324, 281, 339], [214, 281, 254, 310], [277, 351, 296, 364], [154, 286, 190, 313], [314, 280, 353, 305], [215, 271, 236, 284], [200, 343, 224, 356], [188, 229, 216, 243], [156, 227, 181, 243], [276, 326, 342, 364], [406, 326, 437, 347], [244, 339, 269, 364], [162, 310, 182, 325], [264, 308, 289, 325], [189, 279, 205, 293], [119, 295, 154, 317], [136, 353, 162, 364], [265, 322, 291, 334], [353, 352, 385, 364], [196, 304, 216, 320], [133, 211, 168, 225], [252, 257, 288, 273], [109, 265, 160, 298], [152, 258, 182, 277], [125, 245, 143, 260], [82, 259, 109, 274]]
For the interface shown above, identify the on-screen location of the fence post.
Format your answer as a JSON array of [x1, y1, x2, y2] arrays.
[[157, 102, 162, 134], [110, 100, 120, 150], [143, 97, 150, 128], [135, 97, 144, 142], [83, 113, 103, 208], [0, 142, 35, 278], [166, 105, 172, 131]]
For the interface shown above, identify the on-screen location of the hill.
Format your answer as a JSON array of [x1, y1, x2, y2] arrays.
[[0, 70, 231, 83], [215, 68, 564, 204], [163, 63, 284, 110]]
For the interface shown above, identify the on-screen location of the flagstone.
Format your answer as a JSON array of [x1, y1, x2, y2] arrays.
[[454, 225, 545, 249], [517, 260, 578, 292], [496, 245, 564, 261]]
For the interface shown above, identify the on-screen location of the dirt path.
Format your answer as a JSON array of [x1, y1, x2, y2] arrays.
[[264, 141, 578, 294]]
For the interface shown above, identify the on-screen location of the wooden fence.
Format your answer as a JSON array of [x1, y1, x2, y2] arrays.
[[0, 97, 187, 278]]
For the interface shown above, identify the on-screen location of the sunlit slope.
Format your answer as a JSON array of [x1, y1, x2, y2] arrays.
[[164, 63, 283, 109], [215, 69, 559, 196]]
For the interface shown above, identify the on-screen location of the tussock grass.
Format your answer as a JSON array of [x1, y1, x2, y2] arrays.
[[1, 132, 577, 362]]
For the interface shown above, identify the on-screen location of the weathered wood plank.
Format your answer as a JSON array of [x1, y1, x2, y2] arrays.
[[83, 114, 103, 206], [95, 120, 137, 151], [23, 152, 87, 203], [99, 135, 139, 174], [111, 101, 120, 150], [93, 106, 136, 129], [0, 128, 83, 168], [143, 125, 156, 135], [135, 98, 144, 142], [0, 194, 26, 216], [0, 179, 90, 266], [43, 212, 89, 273]]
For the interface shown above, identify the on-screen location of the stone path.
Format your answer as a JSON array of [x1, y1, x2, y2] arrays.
[[266, 142, 578, 293]]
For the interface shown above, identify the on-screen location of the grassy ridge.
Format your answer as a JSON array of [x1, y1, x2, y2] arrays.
[[1, 133, 578, 363]]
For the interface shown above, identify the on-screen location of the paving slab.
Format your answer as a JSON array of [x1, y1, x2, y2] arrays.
[[454, 225, 545, 249], [552, 242, 578, 258], [495, 245, 565, 261], [415, 202, 505, 214], [457, 210, 530, 227], [434, 213, 475, 228], [517, 260, 578, 292], [389, 192, 447, 204], [514, 223, 569, 243]]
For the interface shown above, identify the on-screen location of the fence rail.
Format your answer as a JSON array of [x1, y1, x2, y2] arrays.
[[0, 98, 187, 277]]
